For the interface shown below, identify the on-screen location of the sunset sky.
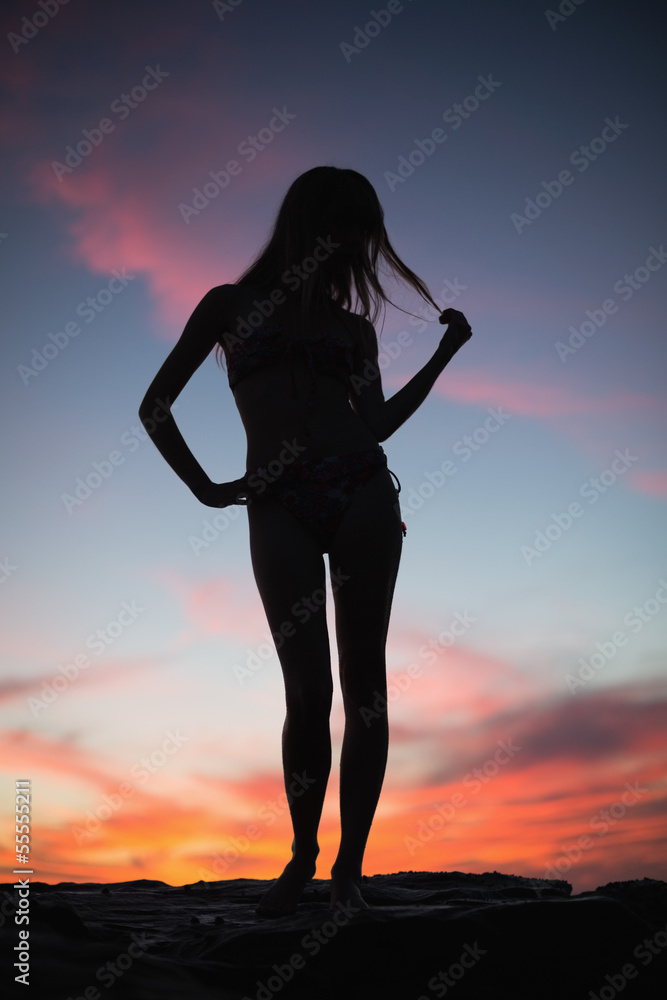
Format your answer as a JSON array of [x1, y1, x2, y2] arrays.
[[1, 0, 666, 895]]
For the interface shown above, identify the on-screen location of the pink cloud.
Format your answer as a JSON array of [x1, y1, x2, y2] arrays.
[[382, 628, 544, 735], [22, 67, 310, 338], [433, 366, 665, 419], [626, 469, 667, 499], [15, 65, 665, 512], [0, 678, 40, 702], [391, 365, 665, 501], [0, 652, 168, 706], [1, 728, 120, 788], [155, 567, 268, 639], [390, 677, 667, 785], [28, 159, 238, 330]]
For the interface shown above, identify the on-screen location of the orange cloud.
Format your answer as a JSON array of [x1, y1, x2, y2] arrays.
[[2, 677, 665, 890], [366, 681, 667, 891], [1, 728, 121, 788]]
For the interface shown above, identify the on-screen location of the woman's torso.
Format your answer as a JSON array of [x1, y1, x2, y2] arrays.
[[222, 285, 380, 469]]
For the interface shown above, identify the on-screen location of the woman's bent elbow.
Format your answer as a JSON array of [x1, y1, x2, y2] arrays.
[[138, 396, 172, 433]]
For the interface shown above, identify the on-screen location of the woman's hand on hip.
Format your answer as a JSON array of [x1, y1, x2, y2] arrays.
[[197, 477, 251, 507]]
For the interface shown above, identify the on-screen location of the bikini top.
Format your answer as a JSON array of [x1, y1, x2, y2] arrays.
[[224, 321, 356, 407]]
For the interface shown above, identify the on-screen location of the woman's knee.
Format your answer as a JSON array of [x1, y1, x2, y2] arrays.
[[284, 677, 334, 718], [338, 650, 386, 707]]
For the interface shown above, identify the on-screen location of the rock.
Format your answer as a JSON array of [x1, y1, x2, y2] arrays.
[[1, 870, 664, 999]]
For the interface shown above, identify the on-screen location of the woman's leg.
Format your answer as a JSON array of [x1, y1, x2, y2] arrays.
[[247, 495, 334, 914], [327, 468, 403, 907]]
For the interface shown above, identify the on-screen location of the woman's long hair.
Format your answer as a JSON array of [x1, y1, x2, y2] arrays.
[[215, 165, 440, 365]]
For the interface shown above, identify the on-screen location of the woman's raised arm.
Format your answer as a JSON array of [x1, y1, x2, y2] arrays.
[[349, 308, 473, 443]]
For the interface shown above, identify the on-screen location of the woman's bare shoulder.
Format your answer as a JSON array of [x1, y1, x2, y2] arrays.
[[198, 283, 247, 328], [204, 283, 241, 307]]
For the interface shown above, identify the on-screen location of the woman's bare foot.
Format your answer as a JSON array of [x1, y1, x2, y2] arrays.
[[256, 856, 317, 917], [329, 868, 368, 911]]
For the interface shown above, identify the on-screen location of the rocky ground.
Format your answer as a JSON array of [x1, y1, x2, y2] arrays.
[[2, 869, 666, 999]]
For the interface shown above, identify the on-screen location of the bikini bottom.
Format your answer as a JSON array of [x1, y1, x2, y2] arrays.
[[244, 448, 400, 553]]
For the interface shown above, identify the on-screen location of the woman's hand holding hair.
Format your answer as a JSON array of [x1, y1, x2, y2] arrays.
[[438, 308, 473, 355]]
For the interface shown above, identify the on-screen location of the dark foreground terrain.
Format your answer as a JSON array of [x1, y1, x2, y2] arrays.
[[2, 870, 666, 999]]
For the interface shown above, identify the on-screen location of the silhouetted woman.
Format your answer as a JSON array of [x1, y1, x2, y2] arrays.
[[139, 166, 472, 916]]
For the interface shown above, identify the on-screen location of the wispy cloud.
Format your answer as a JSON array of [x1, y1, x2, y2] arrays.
[[1, 677, 665, 890], [434, 366, 665, 419]]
